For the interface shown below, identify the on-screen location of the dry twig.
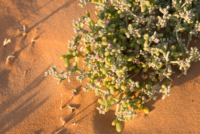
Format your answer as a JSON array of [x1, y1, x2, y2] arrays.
[[60, 93, 63, 110], [3, 38, 11, 46], [60, 117, 66, 126], [6, 55, 15, 64]]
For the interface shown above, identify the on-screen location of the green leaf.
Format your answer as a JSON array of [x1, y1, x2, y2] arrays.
[[76, 34, 82, 41], [86, 11, 90, 17], [116, 122, 122, 132]]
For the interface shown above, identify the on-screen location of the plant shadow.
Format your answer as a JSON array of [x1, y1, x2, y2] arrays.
[[51, 127, 67, 134], [93, 109, 125, 134], [0, 66, 51, 134], [13, 0, 54, 23], [62, 98, 73, 109], [144, 93, 163, 114], [33, 128, 44, 134], [26, 0, 75, 33]]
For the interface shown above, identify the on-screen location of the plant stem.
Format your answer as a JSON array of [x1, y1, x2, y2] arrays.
[[187, 34, 192, 49], [130, 67, 141, 78], [181, 2, 186, 8], [170, 61, 179, 64], [176, 29, 184, 53], [90, 2, 104, 6], [127, 10, 137, 18], [125, 11, 128, 28], [98, 88, 107, 94], [110, 94, 123, 107]]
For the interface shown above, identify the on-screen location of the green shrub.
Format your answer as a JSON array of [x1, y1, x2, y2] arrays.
[[46, 0, 200, 132]]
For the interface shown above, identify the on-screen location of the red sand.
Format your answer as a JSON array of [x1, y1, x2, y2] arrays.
[[0, 0, 200, 134]]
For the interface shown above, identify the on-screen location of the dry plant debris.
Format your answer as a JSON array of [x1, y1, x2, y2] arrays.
[[3, 38, 11, 47]]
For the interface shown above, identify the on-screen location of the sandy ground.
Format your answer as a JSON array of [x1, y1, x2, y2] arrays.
[[0, 0, 200, 134]]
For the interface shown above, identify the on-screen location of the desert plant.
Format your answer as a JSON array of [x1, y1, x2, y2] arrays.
[[45, 0, 200, 132]]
